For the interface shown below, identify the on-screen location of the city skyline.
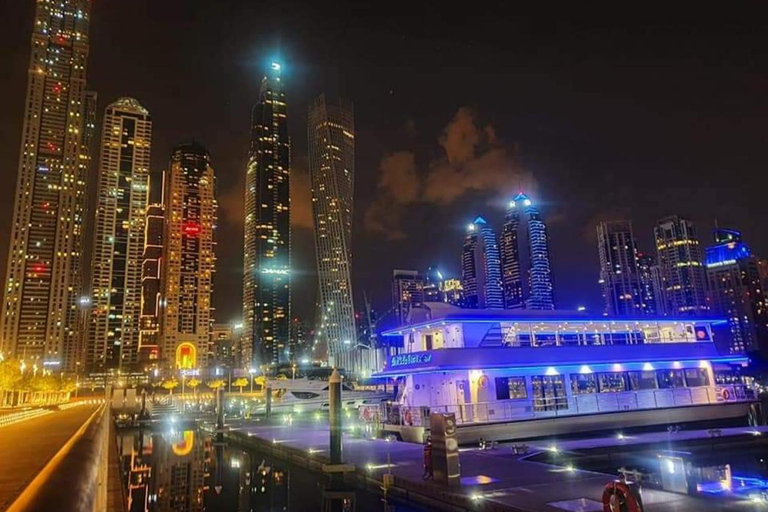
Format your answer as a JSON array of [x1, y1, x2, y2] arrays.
[[1, 2, 768, 340]]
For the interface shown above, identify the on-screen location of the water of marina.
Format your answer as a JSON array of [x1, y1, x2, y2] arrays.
[[117, 426, 422, 512]]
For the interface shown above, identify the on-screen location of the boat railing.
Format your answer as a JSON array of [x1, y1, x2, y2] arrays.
[[380, 385, 753, 427]]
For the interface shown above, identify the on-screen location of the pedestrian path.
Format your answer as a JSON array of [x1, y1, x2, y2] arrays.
[[0, 404, 99, 511]]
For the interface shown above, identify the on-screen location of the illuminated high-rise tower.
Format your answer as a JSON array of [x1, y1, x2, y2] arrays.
[[462, 217, 504, 309], [308, 94, 356, 367], [161, 142, 216, 370], [596, 221, 644, 316], [654, 215, 708, 316], [500, 194, 555, 310], [243, 63, 291, 368], [87, 98, 152, 372], [1, 0, 96, 371]]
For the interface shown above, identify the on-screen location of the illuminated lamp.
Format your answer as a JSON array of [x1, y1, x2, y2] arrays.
[[171, 430, 195, 456], [578, 365, 592, 374], [545, 367, 559, 376], [642, 363, 654, 371]]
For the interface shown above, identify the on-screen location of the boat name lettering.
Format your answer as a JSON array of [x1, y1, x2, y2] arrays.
[[390, 354, 432, 367]]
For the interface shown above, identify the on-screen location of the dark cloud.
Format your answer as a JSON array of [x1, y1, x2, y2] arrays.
[[365, 107, 534, 238]]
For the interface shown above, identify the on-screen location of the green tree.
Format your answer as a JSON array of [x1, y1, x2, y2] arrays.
[[0, 359, 23, 406]]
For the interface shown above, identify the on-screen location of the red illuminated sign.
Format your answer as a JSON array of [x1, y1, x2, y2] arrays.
[[183, 222, 201, 236]]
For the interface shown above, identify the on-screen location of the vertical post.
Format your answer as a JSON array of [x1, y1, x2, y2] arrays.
[[329, 368, 342, 465], [216, 386, 224, 430], [265, 385, 272, 418]]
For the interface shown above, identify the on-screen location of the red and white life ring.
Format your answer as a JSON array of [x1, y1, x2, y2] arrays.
[[362, 408, 371, 421], [404, 409, 413, 426], [721, 388, 731, 401], [602, 479, 644, 512]]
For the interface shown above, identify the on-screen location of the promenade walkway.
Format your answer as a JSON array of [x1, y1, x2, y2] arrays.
[[225, 417, 763, 511], [0, 404, 100, 511]]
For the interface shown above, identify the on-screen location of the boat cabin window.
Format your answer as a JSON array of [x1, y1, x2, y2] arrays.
[[657, 369, 685, 389], [570, 374, 598, 395], [425, 334, 433, 350], [628, 371, 658, 390], [291, 391, 320, 399], [598, 372, 627, 393], [495, 377, 528, 400], [531, 375, 568, 411], [714, 371, 741, 385], [683, 368, 710, 387]]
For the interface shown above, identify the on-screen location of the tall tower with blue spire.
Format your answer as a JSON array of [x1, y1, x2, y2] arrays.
[[461, 217, 504, 309], [501, 193, 556, 310]]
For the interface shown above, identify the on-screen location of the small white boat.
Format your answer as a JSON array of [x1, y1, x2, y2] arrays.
[[250, 378, 390, 414]]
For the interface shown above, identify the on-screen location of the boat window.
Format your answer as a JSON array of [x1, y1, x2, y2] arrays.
[[598, 372, 627, 393], [558, 333, 581, 346], [531, 375, 568, 411], [684, 368, 710, 387], [495, 377, 527, 399], [495, 377, 510, 400], [657, 369, 685, 389], [628, 371, 658, 390], [570, 374, 597, 395], [291, 391, 320, 399], [714, 371, 741, 385]]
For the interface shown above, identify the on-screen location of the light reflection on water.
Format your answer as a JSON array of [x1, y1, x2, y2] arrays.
[[118, 427, 418, 512]]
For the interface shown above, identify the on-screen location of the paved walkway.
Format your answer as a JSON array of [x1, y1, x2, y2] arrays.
[[226, 418, 763, 511], [0, 405, 99, 511]]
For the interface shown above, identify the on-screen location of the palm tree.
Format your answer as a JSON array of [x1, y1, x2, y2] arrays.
[[187, 377, 201, 395], [232, 377, 249, 393], [207, 379, 226, 391], [161, 379, 179, 396]]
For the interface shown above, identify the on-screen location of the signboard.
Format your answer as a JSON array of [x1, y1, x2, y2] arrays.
[[389, 353, 433, 368]]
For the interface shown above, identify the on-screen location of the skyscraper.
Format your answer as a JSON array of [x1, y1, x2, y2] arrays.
[[161, 142, 216, 370], [392, 270, 424, 325], [308, 94, 356, 367], [243, 63, 291, 368], [87, 98, 152, 372], [139, 200, 164, 365], [654, 215, 708, 316], [500, 200, 524, 309], [499, 194, 555, 310], [636, 252, 658, 315], [461, 217, 504, 309], [1, 0, 96, 370], [596, 221, 644, 316], [705, 229, 768, 356]]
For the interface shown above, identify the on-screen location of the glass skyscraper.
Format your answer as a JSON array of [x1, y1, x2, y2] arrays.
[[500, 193, 555, 310], [308, 94, 356, 368], [705, 229, 768, 356], [654, 215, 708, 316], [462, 217, 504, 309], [87, 98, 152, 372], [1, 0, 96, 371], [596, 220, 644, 316], [243, 63, 291, 368]]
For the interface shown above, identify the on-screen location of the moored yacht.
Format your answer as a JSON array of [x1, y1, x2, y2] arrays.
[[370, 304, 759, 443]]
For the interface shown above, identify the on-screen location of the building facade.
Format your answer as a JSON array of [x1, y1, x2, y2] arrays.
[[636, 252, 658, 315], [308, 94, 356, 367], [596, 221, 644, 316], [139, 201, 164, 365], [500, 200, 524, 309], [87, 98, 152, 372], [161, 142, 216, 370], [705, 229, 768, 357], [243, 63, 291, 368], [654, 215, 708, 316], [1, 0, 96, 371], [499, 194, 555, 310], [392, 270, 424, 325], [461, 217, 504, 309]]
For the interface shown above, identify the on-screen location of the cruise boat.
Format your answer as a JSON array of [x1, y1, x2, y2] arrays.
[[248, 378, 391, 414], [370, 304, 759, 443]]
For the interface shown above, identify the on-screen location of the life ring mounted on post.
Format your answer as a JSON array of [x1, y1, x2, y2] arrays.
[[721, 388, 731, 401], [602, 479, 644, 512], [404, 409, 413, 426]]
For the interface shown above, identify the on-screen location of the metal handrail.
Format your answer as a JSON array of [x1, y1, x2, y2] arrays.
[[383, 384, 753, 426]]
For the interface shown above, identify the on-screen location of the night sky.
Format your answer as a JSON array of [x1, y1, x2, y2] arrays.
[[1, 1, 767, 328]]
